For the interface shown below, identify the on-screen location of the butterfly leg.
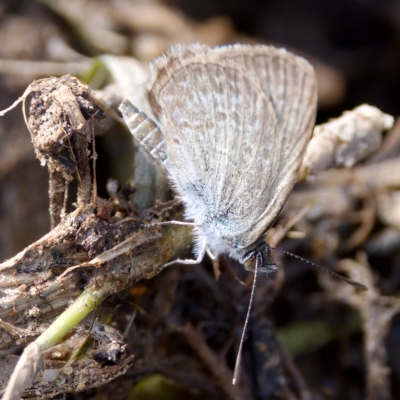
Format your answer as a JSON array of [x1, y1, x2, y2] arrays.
[[161, 240, 206, 270], [140, 220, 204, 272], [143, 221, 196, 228], [206, 249, 216, 260], [206, 249, 222, 280]]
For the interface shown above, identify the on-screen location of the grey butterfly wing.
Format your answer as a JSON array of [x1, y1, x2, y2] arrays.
[[119, 100, 169, 165], [147, 44, 317, 248]]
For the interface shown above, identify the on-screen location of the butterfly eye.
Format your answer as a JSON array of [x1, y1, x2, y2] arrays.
[[243, 257, 256, 272]]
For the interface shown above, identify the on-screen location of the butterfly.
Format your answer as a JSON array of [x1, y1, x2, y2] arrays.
[[121, 43, 317, 275]]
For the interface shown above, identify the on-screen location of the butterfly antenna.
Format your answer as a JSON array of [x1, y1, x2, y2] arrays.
[[232, 253, 260, 384], [269, 247, 367, 291]]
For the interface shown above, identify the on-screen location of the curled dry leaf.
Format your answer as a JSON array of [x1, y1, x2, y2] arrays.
[[301, 104, 394, 179], [24, 75, 107, 227]]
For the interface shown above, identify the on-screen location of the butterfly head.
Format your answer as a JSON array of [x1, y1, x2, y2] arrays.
[[242, 240, 277, 276]]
